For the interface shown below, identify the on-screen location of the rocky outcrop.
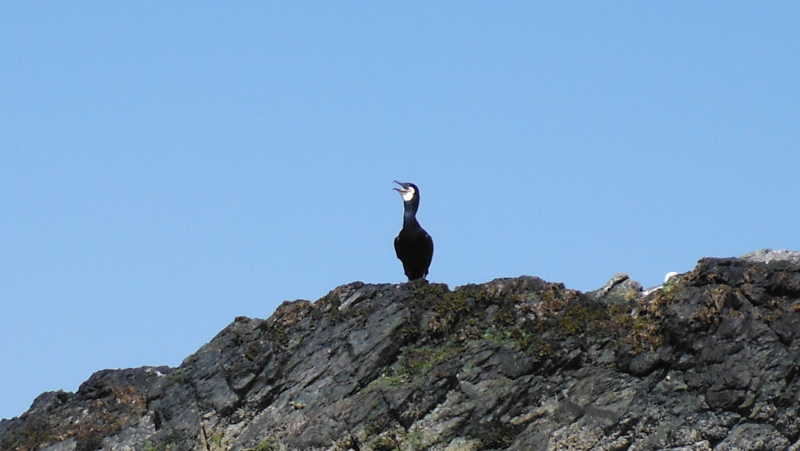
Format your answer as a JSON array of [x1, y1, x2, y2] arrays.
[[4, 250, 800, 451]]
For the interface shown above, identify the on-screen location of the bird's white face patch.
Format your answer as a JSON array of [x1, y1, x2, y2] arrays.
[[400, 186, 416, 201]]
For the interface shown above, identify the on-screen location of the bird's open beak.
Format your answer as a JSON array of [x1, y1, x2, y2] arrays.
[[393, 180, 410, 193]]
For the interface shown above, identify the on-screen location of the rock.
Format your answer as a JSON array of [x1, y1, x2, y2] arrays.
[[4, 255, 800, 450], [742, 248, 800, 264], [714, 423, 790, 451], [587, 272, 644, 305]]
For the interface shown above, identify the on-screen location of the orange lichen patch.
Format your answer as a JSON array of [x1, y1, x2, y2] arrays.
[[693, 285, 734, 325], [8, 385, 148, 451], [271, 300, 314, 328], [66, 386, 146, 446]]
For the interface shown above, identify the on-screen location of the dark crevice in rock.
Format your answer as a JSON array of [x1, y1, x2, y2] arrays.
[[201, 424, 212, 451], [379, 391, 408, 431]]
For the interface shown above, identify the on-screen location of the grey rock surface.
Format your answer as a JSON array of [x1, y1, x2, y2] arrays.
[[741, 248, 800, 265], [4, 255, 800, 450], [586, 272, 643, 305]]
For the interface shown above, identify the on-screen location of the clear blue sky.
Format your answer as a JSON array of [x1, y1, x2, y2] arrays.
[[1, 2, 798, 420]]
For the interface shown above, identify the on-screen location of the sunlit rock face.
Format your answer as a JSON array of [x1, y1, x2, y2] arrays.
[[4, 250, 800, 451]]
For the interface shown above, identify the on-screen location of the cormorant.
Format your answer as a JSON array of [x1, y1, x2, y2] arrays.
[[393, 181, 434, 281]]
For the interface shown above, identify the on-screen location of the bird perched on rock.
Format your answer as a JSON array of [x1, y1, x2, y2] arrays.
[[393, 181, 434, 281]]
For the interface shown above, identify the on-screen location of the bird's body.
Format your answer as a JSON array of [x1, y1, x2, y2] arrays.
[[393, 181, 434, 281]]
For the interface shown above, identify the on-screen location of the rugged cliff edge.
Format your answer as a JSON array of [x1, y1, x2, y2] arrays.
[[4, 251, 800, 451]]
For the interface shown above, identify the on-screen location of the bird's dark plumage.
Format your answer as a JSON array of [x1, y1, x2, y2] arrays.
[[393, 181, 434, 281]]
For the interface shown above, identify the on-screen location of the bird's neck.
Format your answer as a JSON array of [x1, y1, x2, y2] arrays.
[[403, 203, 420, 227]]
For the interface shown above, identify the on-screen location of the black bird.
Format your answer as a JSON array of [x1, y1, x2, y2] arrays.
[[393, 181, 434, 281]]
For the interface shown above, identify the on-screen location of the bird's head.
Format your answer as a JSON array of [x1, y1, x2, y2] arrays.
[[393, 181, 419, 202]]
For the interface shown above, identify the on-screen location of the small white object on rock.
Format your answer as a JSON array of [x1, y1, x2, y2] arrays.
[[664, 272, 679, 283]]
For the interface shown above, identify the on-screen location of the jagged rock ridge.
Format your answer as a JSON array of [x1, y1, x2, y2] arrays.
[[3, 251, 800, 450]]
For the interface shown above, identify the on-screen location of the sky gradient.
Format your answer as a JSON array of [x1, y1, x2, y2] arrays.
[[2, 2, 799, 420]]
